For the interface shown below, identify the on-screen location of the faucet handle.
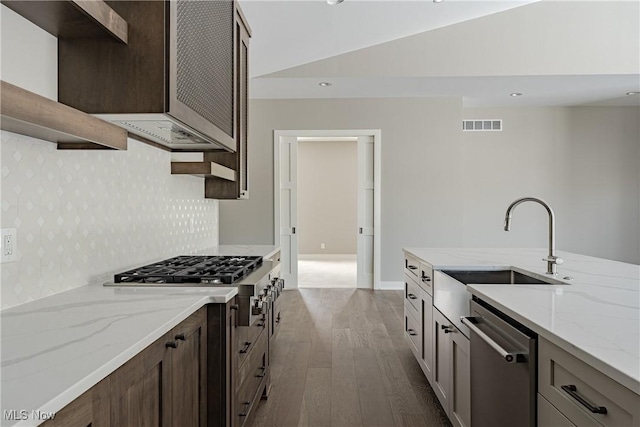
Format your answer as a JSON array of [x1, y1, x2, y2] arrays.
[[543, 256, 563, 265]]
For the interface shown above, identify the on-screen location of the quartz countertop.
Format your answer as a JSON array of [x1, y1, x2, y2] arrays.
[[0, 245, 281, 426], [403, 247, 640, 394], [0, 285, 237, 427]]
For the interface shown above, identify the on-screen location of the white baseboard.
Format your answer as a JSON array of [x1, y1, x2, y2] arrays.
[[377, 281, 403, 290]]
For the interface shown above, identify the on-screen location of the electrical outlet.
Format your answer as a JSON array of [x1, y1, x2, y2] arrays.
[[189, 217, 195, 234], [321, 243, 325, 250], [1, 228, 17, 263]]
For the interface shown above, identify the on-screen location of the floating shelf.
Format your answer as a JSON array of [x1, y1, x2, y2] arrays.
[[1, 0, 128, 43], [0, 80, 128, 150], [171, 161, 236, 181]]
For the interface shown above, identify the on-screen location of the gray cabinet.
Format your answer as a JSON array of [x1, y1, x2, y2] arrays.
[[538, 337, 640, 427], [404, 253, 434, 382], [421, 288, 434, 383], [449, 325, 470, 427], [432, 307, 451, 410], [403, 253, 470, 427], [538, 394, 576, 427], [431, 308, 471, 427]]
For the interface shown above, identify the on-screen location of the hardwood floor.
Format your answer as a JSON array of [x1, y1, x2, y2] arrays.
[[248, 289, 451, 427]]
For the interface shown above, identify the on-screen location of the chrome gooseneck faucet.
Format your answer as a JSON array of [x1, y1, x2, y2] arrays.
[[504, 197, 562, 275]]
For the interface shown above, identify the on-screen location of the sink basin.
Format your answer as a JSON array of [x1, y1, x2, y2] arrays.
[[441, 269, 561, 285]]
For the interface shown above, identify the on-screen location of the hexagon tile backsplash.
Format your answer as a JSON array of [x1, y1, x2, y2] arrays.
[[0, 131, 220, 310]]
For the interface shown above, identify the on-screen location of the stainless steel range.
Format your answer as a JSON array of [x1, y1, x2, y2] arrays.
[[106, 255, 283, 326]]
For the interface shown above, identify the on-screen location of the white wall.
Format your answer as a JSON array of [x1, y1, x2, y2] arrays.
[[219, 97, 466, 281], [298, 140, 357, 255], [0, 5, 220, 309], [219, 99, 640, 282], [461, 107, 640, 264], [0, 6, 57, 99]]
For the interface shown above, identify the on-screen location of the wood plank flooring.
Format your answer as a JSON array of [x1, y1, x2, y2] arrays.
[[248, 289, 450, 427]]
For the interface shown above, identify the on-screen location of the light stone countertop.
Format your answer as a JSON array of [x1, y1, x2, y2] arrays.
[[192, 244, 280, 260], [403, 247, 640, 394], [0, 244, 280, 427]]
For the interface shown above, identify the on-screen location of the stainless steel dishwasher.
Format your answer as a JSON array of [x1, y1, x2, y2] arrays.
[[462, 297, 537, 427]]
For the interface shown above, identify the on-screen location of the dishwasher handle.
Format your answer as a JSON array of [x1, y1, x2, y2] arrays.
[[461, 316, 524, 364]]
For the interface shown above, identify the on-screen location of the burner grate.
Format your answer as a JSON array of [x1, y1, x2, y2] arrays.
[[114, 255, 263, 285]]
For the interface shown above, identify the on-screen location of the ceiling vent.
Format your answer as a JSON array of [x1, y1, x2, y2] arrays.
[[463, 119, 502, 132]]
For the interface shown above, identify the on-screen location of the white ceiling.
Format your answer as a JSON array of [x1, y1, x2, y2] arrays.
[[239, 0, 538, 78], [239, 0, 640, 107]]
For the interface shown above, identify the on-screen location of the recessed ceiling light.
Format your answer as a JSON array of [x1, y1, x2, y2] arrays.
[[319, 82, 332, 87], [626, 91, 640, 96], [327, 0, 344, 4], [510, 92, 523, 97], [433, 0, 444, 3]]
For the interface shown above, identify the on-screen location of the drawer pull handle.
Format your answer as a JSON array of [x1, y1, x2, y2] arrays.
[[442, 325, 455, 334], [231, 304, 239, 311], [166, 341, 177, 349], [561, 385, 608, 414], [257, 322, 265, 327], [408, 265, 417, 270], [256, 366, 267, 378], [240, 341, 251, 354], [422, 277, 431, 283], [407, 293, 417, 300], [175, 333, 185, 341], [239, 401, 251, 416], [407, 328, 417, 336]]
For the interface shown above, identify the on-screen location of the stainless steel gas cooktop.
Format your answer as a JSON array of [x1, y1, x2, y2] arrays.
[[112, 255, 263, 285]]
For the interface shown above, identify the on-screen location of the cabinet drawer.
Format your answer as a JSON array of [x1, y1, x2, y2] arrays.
[[405, 274, 422, 314], [405, 308, 421, 359], [418, 262, 433, 295], [236, 325, 268, 392], [539, 337, 640, 427], [404, 253, 420, 279], [538, 393, 576, 427], [236, 314, 268, 369], [235, 328, 268, 426]]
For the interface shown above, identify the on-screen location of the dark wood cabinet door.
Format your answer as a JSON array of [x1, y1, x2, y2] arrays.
[[206, 299, 237, 427], [170, 308, 207, 427], [41, 378, 109, 427], [109, 334, 172, 427]]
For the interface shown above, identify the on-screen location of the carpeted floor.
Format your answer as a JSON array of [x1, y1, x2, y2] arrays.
[[298, 254, 357, 288]]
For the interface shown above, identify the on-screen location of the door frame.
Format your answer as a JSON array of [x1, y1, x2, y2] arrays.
[[273, 129, 382, 289]]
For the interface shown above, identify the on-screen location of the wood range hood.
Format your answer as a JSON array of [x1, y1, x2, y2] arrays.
[[56, 0, 237, 153]]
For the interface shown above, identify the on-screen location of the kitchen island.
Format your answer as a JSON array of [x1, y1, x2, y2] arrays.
[[0, 245, 280, 427], [403, 247, 639, 427]]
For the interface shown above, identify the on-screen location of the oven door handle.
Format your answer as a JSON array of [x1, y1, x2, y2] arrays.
[[461, 316, 523, 364]]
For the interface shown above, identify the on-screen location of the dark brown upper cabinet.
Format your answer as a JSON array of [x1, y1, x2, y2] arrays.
[[205, 6, 251, 200], [58, 0, 241, 153]]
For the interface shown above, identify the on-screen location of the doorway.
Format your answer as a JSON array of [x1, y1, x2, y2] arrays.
[[273, 130, 381, 289], [298, 138, 357, 288]]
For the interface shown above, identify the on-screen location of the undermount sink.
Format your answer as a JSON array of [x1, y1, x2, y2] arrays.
[[441, 269, 562, 285]]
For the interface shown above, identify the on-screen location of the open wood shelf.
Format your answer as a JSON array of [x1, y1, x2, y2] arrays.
[[171, 161, 236, 181], [1, 0, 128, 43], [0, 80, 128, 150]]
